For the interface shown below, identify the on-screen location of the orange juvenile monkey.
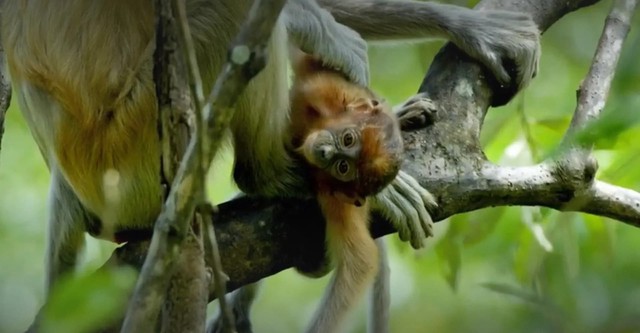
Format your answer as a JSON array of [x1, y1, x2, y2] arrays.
[[289, 53, 407, 333]]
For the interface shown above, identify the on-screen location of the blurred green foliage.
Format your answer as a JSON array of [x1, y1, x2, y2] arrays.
[[1, 1, 639, 333]]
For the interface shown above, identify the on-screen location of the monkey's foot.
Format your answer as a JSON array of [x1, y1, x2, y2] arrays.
[[395, 93, 437, 131]]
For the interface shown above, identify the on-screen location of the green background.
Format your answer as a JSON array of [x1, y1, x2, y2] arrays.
[[1, 1, 639, 332]]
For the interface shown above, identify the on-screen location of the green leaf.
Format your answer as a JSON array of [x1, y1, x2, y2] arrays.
[[42, 267, 137, 333], [573, 102, 640, 148], [583, 214, 615, 266], [557, 214, 581, 280], [535, 117, 571, 132], [435, 215, 466, 290], [513, 224, 549, 286], [462, 207, 504, 246], [481, 282, 547, 308]]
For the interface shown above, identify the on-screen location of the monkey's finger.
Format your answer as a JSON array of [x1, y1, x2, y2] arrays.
[[393, 173, 434, 238], [386, 178, 430, 249], [398, 170, 438, 210], [371, 189, 412, 244], [483, 53, 511, 86], [396, 172, 436, 236], [379, 188, 411, 244], [379, 187, 418, 246]]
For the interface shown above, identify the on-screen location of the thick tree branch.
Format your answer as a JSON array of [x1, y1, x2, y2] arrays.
[[109, 0, 638, 299]]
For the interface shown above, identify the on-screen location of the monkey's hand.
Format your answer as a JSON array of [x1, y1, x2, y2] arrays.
[[394, 93, 437, 131], [284, 0, 369, 85], [450, 9, 540, 96], [371, 171, 437, 249]]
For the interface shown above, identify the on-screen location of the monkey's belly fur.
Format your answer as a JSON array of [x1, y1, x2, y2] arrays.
[[54, 113, 163, 240], [2, 0, 170, 240]]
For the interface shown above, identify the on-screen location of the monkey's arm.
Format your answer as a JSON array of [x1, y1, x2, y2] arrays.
[[283, 0, 369, 85], [320, 0, 540, 94]]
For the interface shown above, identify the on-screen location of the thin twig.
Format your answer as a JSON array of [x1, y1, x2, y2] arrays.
[[173, 1, 234, 331], [200, 204, 236, 333], [173, 0, 208, 179], [550, 0, 638, 212], [562, 0, 639, 143]]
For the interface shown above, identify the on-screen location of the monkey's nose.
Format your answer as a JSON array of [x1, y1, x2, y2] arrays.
[[320, 146, 335, 160]]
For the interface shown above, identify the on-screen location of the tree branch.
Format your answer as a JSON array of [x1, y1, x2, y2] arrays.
[[563, 0, 638, 139]]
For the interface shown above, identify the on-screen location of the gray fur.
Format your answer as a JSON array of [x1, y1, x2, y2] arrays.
[[321, 0, 540, 90]]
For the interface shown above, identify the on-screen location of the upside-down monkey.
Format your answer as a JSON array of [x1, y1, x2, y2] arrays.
[[289, 52, 412, 333], [1, 0, 540, 331]]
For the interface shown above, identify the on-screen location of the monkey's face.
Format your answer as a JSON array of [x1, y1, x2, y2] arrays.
[[298, 110, 403, 207], [290, 69, 404, 205], [299, 125, 361, 183]]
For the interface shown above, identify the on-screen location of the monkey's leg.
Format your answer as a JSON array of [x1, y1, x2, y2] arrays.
[[24, 172, 91, 333], [368, 238, 390, 333], [45, 171, 91, 293], [206, 282, 261, 333]]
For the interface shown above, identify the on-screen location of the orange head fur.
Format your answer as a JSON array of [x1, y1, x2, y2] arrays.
[[289, 53, 403, 205]]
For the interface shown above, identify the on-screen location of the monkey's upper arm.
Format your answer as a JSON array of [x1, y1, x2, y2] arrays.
[[283, 0, 369, 86], [319, 0, 540, 102]]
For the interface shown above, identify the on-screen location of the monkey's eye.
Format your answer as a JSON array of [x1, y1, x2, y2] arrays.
[[342, 131, 356, 147], [335, 159, 350, 176]]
